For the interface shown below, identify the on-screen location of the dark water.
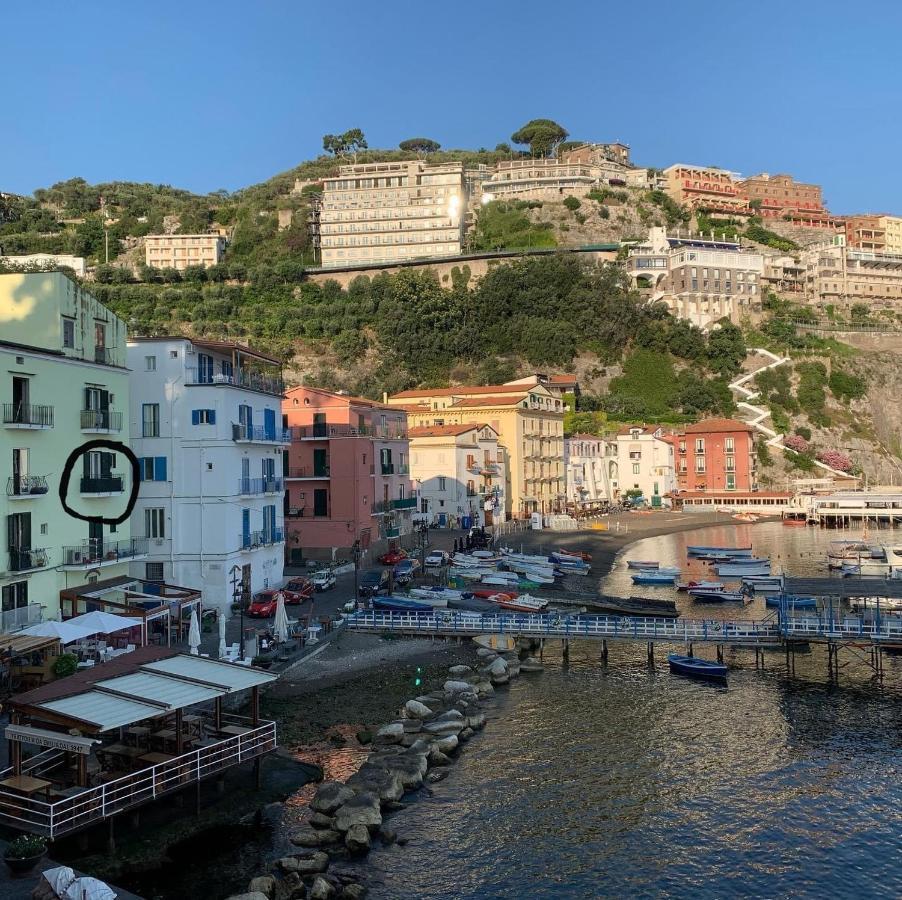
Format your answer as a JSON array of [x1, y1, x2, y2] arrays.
[[359, 523, 902, 898]]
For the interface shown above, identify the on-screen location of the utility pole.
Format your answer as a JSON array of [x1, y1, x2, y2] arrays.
[[100, 195, 110, 264], [352, 539, 361, 605], [229, 565, 244, 660]]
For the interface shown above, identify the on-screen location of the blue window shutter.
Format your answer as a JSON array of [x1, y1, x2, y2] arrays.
[[208, 409, 216, 425], [154, 457, 167, 481], [191, 410, 200, 426], [138, 458, 147, 482]]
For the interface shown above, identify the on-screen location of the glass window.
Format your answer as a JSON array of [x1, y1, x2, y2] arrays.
[[145, 507, 165, 538], [62, 319, 75, 348], [142, 403, 160, 437], [145, 355, 156, 371]]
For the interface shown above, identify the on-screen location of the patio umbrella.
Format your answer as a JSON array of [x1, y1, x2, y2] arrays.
[[273, 592, 289, 644], [63, 876, 117, 900], [188, 609, 201, 656], [22, 620, 95, 644], [69, 610, 139, 636], [218, 612, 227, 659]]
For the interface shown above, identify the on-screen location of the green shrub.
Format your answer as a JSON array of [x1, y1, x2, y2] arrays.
[[756, 442, 772, 466], [563, 196, 581, 211], [52, 653, 78, 678], [597, 206, 610, 219], [828, 368, 867, 400], [795, 426, 812, 441], [4, 835, 46, 860]]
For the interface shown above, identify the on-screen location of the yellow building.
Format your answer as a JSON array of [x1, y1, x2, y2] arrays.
[[386, 383, 564, 517], [878, 215, 902, 254], [144, 233, 226, 271]]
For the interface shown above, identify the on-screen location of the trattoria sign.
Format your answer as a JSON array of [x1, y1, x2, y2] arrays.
[[4, 725, 98, 755]]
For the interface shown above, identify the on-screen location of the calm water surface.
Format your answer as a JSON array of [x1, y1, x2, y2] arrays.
[[360, 523, 902, 898]]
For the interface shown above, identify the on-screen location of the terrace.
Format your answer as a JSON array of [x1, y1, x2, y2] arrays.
[[0, 648, 277, 839], [183, 341, 285, 397]]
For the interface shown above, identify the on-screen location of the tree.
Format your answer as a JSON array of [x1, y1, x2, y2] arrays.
[[705, 320, 747, 377], [510, 119, 569, 157], [399, 138, 441, 154], [322, 128, 368, 159], [322, 133, 344, 156]]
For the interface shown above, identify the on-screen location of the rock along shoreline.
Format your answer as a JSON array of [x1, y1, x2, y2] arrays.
[[227, 642, 544, 900]]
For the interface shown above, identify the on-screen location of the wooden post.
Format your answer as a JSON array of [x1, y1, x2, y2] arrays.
[[647, 642, 654, 666], [254, 756, 262, 790], [215, 696, 222, 731], [601, 639, 608, 665], [687, 642, 693, 657], [77, 754, 87, 787], [175, 708, 183, 756], [252, 686, 260, 727], [716, 645, 724, 663]]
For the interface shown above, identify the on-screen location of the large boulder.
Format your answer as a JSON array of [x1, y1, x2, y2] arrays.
[[448, 664, 472, 677], [346, 766, 405, 803], [433, 734, 458, 754], [520, 657, 545, 672], [443, 680, 471, 694], [475, 647, 497, 659], [401, 719, 422, 733], [310, 811, 335, 830], [458, 727, 475, 742], [341, 883, 367, 899], [486, 657, 508, 676], [415, 695, 445, 711], [345, 823, 371, 854], [491, 673, 510, 685], [310, 877, 334, 900], [467, 712, 486, 730], [294, 851, 330, 874], [428, 748, 451, 767], [311, 782, 356, 815], [403, 699, 433, 719], [432, 709, 465, 723], [374, 722, 405, 745], [368, 752, 428, 788], [247, 876, 277, 898], [422, 720, 463, 736], [291, 827, 342, 847], [473, 681, 494, 697], [334, 791, 382, 833]]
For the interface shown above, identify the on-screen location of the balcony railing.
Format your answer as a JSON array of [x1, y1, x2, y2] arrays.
[[285, 467, 330, 479], [371, 500, 392, 515], [0, 603, 42, 632], [392, 497, 417, 510], [239, 477, 285, 495], [61, 539, 148, 567], [287, 424, 408, 441], [80, 473, 124, 494], [397, 464, 410, 475], [381, 464, 395, 475], [3, 403, 54, 427], [93, 347, 116, 366], [238, 529, 285, 550], [80, 409, 123, 431], [6, 475, 49, 498], [187, 367, 284, 396], [8, 547, 49, 572], [231, 423, 292, 444]]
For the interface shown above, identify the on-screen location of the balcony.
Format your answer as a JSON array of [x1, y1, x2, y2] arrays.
[[80, 473, 124, 495], [239, 477, 285, 495], [6, 475, 49, 499], [381, 464, 395, 475], [8, 547, 49, 573], [60, 539, 148, 569], [397, 464, 410, 475], [392, 497, 417, 510], [285, 467, 330, 479], [3, 403, 54, 428], [238, 529, 285, 550], [232, 423, 292, 444], [289, 424, 371, 439], [0, 602, 42, 632], [371, 500, 393, 516], [187, 367, 284, 396], [80, 409, 123, 432], [93, 347, 116, 366], [383, 526, 401, 539]]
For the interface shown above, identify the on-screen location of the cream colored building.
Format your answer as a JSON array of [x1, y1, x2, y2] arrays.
[[663, 164, 749, 217], [626, 227, 764, 328], [144, 233, 226, 271], [320, 161, 466, 268], [616, 426, 676, 502], [386, 383, 565, 517], [0, 254, 87, 277]]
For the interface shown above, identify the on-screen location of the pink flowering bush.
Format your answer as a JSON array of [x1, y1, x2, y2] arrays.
[[783, 434, 810, 453], [816, 449, 853, 472]]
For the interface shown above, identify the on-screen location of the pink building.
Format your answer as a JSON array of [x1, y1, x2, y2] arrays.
[[282, 387, 414, 563]]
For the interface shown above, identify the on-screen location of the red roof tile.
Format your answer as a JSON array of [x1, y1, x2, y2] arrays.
[[682, 418, 754, 434]]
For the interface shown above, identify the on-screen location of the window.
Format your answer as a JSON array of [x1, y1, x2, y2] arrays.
[[145, 507, 165, 538], [145, 562, 164, 582], [169, 350, 178, 359], [1, 581, 28, 612], [142, 403, 160, 437], [725, 456, 735, 472], [726, 474, 736, 490], [632, 463, 640, 475], [145, 356, 156, 371], [438, 477, 447, 491], [139, 457, 167, 481], [62, 319, 75, 348], [725, 436, 735, 453], [191, 409, 216, 425], [695, 438, 705, 454], [696, 458, 706, 474]]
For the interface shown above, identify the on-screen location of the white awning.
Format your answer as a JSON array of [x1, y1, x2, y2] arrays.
[[142, 655, 277, 692], [68, 611, 142, 635], [95, 671, 223, 709], [38, 691, 164, 732], [4, 724, 100, 754]]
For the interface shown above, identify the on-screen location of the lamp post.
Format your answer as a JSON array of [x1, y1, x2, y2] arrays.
[[229, 564, 244, 661], [352, 539, 361, 605]]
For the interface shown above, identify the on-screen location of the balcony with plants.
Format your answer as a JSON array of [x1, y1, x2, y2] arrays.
[[6, 475, 49, 500], [60, 539, 148, 569], [7, 547, 49, 573]]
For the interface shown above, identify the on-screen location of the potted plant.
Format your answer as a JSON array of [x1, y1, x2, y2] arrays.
[[251, 654, 273, 669], [52, 653, 78, 679], [4, 834, 47, 874]]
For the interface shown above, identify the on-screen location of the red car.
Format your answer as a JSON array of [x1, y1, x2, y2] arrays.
[[247, 588, 309, 617], [284, 578, 315, 600], [378, 549, 408, 565]]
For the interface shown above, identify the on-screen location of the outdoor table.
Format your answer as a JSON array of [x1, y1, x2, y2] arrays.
[[138, 752, 175, 766], [306, 624, 322, 644], [99, 743, 144, 763], [125, 726, 151, 746], [218, 724, 251, 737], [0, 774, 52, 800]]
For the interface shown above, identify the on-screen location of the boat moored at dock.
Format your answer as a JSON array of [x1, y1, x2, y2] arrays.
[[668, 654, 728, 680]]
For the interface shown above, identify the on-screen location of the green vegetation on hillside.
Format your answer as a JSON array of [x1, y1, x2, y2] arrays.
[[471, 201, 557, 251]]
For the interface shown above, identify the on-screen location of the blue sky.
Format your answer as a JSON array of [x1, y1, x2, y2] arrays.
[[3, 1, 899, 213]]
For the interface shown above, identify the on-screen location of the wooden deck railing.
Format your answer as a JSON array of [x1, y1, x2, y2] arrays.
[[0, 717, 276, 839]]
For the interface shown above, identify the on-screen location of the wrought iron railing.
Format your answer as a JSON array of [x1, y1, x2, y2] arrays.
[[80, 473, 124, 493], [285, 467, 330, 478], [6, 475, 49, 497], [231, 423, 292, 443], [93, 347, 116, 365], [61, 539, 148, 567], [2, 403, 54, 427], [8, 547, 49, 572], [187, 367, 284, 395], [238, 477, 284, 495], [80, 409, 123, 431], [238, 529, 285, 550]]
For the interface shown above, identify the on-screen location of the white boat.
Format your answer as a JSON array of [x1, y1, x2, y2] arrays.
[[398, 591, 448, 608], [849, 596, 902, 612], [827, 540, 885, 569], [504, 559, 557, 577], [501, 549, 553, 565], [410, 587, 465, 603], [487, 593, 549, 612]]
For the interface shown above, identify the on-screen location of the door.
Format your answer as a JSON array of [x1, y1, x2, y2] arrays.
[[7, 512, 31, 570], [313, 448, 328, 477], [241, 458, 250, 494], [11, 449, 27, 496], [198, 353, 214, 383], [262, 457, 275, 489], [313, 489, 328, 517], [263, 408, 276, 441], [11, 377, 29, 422], [242, 508, 251, 547], [313, 412, 327, 438], [84, 387, 110, 428], [239, 404, 253, 437], [88, 520, 103, 559]]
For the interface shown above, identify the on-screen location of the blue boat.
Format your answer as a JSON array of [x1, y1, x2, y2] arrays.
[[688, 588, 746, 602], [372, 596, 434, 613], [687, 545, 752, 557], [668, 654, 728, 680], [631, 571, 677, 585], [766, 595, 818, 610], [707, 557, 769, 566]]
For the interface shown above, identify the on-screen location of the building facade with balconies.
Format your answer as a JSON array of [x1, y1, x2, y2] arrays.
[[127, 338, 287, 613], [674, 419, 756, 494], [282, 387, 413, 564], [1, 272, 139, 628], [564, 434, 618, 507], [408, 423, 507, 528], [615, 425, 676, 504], [663, 164, 750, 217]]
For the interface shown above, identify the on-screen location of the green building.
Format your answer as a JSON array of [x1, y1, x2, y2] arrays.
[[1, 272, 143, 627]]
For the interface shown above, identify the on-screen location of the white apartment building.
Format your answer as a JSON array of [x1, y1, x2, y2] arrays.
[[320, 161, 466, 268], [408, 423, 507, 527], [565, 435, 618, 505], [127, 338, 288, 614], [0, 254, 87, 277], [144, 234, 226, 271], [616, 426, 675, 504]]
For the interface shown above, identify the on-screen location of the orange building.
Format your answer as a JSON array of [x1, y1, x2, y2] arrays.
[[674, 419, 756, 493], [737, 173, 827, 222], [663, 164, 750, 217]]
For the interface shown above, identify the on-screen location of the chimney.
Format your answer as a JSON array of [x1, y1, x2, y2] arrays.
[[382, 391, 388, 403]]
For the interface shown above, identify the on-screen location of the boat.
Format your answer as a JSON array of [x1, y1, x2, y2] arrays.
[[740, 576, 784, 592], [766, 595, 818, 610], [372, 596, 435, 613], [471, 587, 519, 599], [687, 545, 752, 557], [668, 654, 728, 680], [487, 593, 548, 613], [627, 560, 660, 569], [706, 557, 770, 567], [676, 580, 725, 592], [631, 571, 677, 585], [591, 595, 678, 617], [827, 540, 885, 569], [557, 548, 592, 562], [688, 588, 746, 602], [410, 587, 469, 603], [448, 595, 498, 613], [396, 591, 448, 608], [782, 514, 808, 526], [715, 564, 770, 577], [733, 513, 759, 522], [474, 634, 517, 651], [840, 560, 892, 577]]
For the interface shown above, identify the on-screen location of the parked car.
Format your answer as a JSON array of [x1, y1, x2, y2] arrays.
[[378, 548, 408, 565], [248, 588, 309, 617], [424, 550, 449, 570], [283, 578, 314, 600], [359, 568, 390, 597], [311, 570, 337, 592], [393, 558, 420, 585]]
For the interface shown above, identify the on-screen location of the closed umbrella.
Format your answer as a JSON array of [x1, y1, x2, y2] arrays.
[[218, 612, 227, 659], [273, 592, 289, 644], [188, 609, 201, 656]]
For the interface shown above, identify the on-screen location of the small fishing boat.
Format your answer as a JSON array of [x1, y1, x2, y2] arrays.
[[372, 596, 434, 613], [397, 591, 448, 608], [706, 557, 770, 567], [676, 580, 725, 592], [448, 595, 498, 613], [488, 593, 548, 613], [631, 570, 677, 585], [782, 514, 807, 527], [687, 545, 752, 557], [410, 587, 470, 603], [471, 587, 519, 600], [733, 513, 759, 522], [474, 634, 517, 652], [688, 588, 746, 602], [557, 548, 592, 562], [668, 654, 728, 680], [590, 595, 678, 617], [627, 560, 660, 569], [766, 595, 818, 610], [715, 564, 770, 577]]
